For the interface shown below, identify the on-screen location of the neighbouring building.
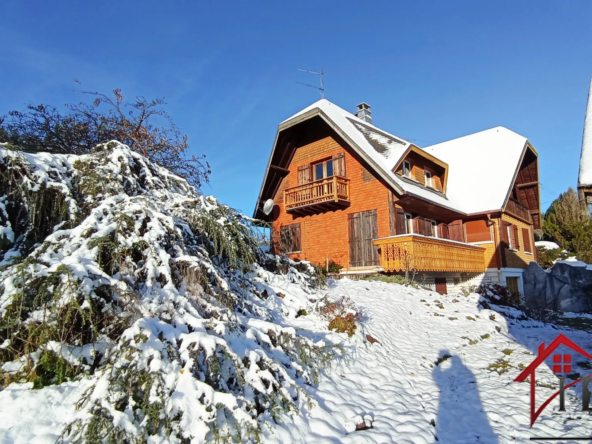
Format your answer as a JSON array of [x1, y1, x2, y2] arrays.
[[254, 99, 540, 295], [578, 76, 592, 211]]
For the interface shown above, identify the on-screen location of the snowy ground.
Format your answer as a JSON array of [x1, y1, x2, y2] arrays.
[[4, 278, 592, 443]]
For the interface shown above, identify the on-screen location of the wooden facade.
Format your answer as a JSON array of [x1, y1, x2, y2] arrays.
[[255, 101, 540, 281]]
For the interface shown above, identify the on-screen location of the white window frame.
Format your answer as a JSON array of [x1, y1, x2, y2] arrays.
[[404, 213, 414, 234], [424, 170, 433, 188], [507, 225, 518, 251], [430, 220, 438, 238], [402, 160, 411, 178]]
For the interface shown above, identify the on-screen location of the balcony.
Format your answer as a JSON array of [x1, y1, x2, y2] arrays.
[[505, 198, 532, 223], [284, 176, 350, 215], [372, 234, 486, 273]]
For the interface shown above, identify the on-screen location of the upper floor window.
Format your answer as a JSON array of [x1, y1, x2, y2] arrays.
[[402, 160, 412, 178], [431, 220, 438, 237], [405, 213, 413, 234], [507, 224, 520, 250], [314, 159, 334, 180], [424, 170, 433, 188]]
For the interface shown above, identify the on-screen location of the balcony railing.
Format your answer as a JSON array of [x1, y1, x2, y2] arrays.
[[505, 198, 532, 223], [284, 176, 350, 212], [372, 234, 486, 273]]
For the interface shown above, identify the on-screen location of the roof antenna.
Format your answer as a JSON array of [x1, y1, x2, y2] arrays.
[[296, 65, 324, 98]]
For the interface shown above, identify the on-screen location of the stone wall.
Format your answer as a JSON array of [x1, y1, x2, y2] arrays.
[[523, 262, 592, 313]]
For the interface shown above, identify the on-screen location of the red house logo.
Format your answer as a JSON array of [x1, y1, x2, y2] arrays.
[[514, 333, 592, 426]]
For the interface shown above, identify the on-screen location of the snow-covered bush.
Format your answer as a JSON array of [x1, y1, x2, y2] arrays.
[[0, 142, 339, 442], [476, 283, 518, 308]]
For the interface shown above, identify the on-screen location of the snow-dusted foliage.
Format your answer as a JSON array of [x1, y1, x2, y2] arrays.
[[0, 142, 335, 442]]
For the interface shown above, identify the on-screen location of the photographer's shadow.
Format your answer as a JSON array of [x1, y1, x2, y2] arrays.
[[432, 351, 498, 443]]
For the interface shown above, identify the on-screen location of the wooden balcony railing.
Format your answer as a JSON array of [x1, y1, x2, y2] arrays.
[[505, 198, 532, 223], [284, 176, 350, 212], [372, 234, 486, 273]]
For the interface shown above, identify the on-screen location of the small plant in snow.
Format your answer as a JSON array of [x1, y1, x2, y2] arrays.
[[320, 296, 363, 337]]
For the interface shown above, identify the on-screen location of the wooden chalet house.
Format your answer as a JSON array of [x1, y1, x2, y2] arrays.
[[254, 99, 541, 295]]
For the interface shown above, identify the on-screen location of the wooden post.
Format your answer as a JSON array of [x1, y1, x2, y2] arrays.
[[333, 176, 338, 202], [326, 256, 329, 272]]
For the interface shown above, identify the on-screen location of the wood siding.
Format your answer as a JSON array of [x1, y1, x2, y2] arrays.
[[509, 147, 541, 229], [272, 135, 392, 267], [500, 213, 536, 269]]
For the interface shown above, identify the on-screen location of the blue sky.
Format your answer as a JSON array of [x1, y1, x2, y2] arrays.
[[1, 1, 591, 215]]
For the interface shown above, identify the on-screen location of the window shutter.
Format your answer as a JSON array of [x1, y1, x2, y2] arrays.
[[420, 217, 430, 236], [298, 164, 312, 185], [280, 225, 290, 254], [448, 220, 464, 242], [500, 221, 509, 247], [292, 224, 301, 252], [395, 208, 406, 234], [438, 223, 449, 239], [513, 225, 520, 250], [332, 153, 346, 177], [522, 227, 531, 253], [413, 216, 420, 235]]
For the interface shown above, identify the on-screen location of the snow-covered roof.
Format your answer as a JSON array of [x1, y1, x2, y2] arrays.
[[276, 99, 530, 215], [579, 76, 592, 187], [423, 127, 528, 214], [281, 99, 411, 171], [278, 99, 462, 212]]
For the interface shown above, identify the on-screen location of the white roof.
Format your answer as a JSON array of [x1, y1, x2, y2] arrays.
[[579, 76, 592, 187], [424, 127, 528, 214], [282, 99, 411, 171], [274, 99, 529, 215]]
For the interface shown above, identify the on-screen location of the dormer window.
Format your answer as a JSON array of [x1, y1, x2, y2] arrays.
[[424, 170, 433, 188], [402, 160, 412, 178]]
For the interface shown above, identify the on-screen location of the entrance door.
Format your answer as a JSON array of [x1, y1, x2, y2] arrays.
[[506, 277, 520, 296], [348, 210, 379, 267], [435, 278, 447, 295]]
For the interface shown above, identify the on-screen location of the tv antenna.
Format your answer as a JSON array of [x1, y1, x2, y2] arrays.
[[296, 65, 324, 98]]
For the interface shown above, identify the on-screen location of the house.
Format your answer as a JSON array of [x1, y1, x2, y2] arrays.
[[254, 99, 541, 295], [578, 76, 592, 210], [514, 333, 592, 426]]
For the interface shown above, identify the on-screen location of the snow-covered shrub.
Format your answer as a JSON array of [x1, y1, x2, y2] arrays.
[[0, 142, 338, 443], [320, 296, 363, 337], [476, 283, 518, 308]]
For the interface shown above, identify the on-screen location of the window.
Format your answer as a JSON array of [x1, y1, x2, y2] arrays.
[[466, 220, 491, 243], [402, 160, 411, 178], [507, 224, 520, 250], [313, 159, 334, 180], [424, 170, 432, 187], [431, 220, 438, 238], [522, 228, 532, 253], [280, 223, 301, 254], [405, 213, 413, 234]]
